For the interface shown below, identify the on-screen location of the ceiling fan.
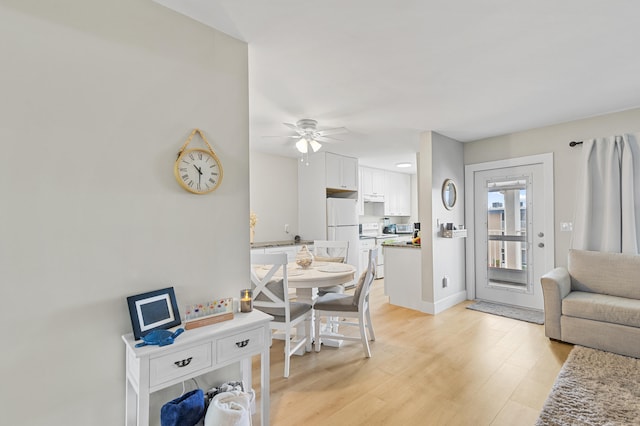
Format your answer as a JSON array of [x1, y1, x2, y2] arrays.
[[266, 119, 348, 153]]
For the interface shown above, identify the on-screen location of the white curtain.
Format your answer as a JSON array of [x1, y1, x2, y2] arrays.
[[572, 133, 640, 254]]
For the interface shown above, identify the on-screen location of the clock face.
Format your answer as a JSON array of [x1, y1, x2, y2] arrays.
[[174, 148, 223, 194]]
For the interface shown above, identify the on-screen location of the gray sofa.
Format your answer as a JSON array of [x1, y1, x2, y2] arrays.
[[541, 249, 640, 358]]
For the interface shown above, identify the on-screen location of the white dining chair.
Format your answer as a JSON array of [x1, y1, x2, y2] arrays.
[[251, 252, 312, 378], [313, 240, 350, 296], [314, 248, 379, 357]]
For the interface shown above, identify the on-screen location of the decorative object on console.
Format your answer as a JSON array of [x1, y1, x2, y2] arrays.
[[184, 297, 234, 330], [174, 128, 223, 194], [127, 287, 181, 340], [135, 328, 184, 348], [240, 290, 253, 313], [295, 245, 314, 269]]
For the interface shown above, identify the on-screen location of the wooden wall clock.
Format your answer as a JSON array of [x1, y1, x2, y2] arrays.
[[174, 129, 223, 194]]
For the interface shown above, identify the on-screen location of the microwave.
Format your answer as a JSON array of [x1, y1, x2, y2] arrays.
[[395, 224, 414, 234]]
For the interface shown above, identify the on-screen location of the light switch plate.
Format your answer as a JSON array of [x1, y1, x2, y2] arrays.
[[560, 222, 573, 232]]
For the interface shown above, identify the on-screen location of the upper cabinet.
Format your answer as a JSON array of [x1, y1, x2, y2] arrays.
[[325, 152, 358, 191], [384, 170, 411, 216], [361, 167, 385, 198], [298, 152, 359, 240]]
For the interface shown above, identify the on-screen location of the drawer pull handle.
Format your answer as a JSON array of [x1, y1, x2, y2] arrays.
[[174, 357, 193, 368], [236, 339, 250, 348]]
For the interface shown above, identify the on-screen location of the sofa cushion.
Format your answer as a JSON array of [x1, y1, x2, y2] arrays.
[[562, 291, 640, 328], [568, 249, 640, 299]]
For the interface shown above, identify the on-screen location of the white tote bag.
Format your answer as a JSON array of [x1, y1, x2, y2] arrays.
[[204, 390, 254, 426]]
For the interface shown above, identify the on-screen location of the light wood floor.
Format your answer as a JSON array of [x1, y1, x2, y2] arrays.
[[252, 280, 573, 426]]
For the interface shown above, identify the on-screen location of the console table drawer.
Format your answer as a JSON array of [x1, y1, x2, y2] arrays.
[[150, 342, 212, 387], [216, 327, 265, 364]]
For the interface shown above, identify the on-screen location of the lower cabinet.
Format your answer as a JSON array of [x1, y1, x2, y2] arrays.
[[252, 245, 308, 263], [264, 246, 299, 262], [358, 239, 377, 279]]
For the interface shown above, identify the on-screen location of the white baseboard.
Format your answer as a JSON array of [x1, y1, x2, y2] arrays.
[[434, 291, 468, 314]]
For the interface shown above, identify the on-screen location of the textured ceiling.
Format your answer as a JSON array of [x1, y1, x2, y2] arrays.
[[154, 0, 640, 172]]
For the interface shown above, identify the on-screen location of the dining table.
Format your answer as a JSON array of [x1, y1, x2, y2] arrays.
[[253, 260, 356, 353]]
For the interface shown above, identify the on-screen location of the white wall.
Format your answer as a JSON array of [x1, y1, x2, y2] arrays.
[[0, 2, 249, 425], [464, 107, 640, 268], [249, 151, 299, 242]]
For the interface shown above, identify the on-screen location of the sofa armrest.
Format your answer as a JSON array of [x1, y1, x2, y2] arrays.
[[541, 267, 571, 340]]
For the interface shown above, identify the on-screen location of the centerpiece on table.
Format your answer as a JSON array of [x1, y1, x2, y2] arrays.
[[296, 245, 314, 269]]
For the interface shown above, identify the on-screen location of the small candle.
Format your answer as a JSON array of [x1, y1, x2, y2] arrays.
[[240, 289, 253, 313]]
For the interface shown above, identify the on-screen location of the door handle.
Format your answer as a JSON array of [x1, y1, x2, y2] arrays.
[[538, 232, 544, 237], [538, 242, 545, 248]]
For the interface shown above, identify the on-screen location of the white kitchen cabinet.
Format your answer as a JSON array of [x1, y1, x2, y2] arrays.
[[358, 238, 377, 279], [325, 152, 358, 191], [384, 171, 411, 216], [358, 168, 365, 216], [384, 245, 422, 310], [361, 167, 385, 197], [264, 245, 299, 262], [298, 152, 358, 241]]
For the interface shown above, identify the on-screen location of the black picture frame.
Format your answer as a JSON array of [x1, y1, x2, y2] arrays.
[[126, 287, 181, 340]]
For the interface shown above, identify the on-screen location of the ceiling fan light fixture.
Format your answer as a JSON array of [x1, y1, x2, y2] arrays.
[[295, 138, 308, 153], [309, 139, 322, 152]]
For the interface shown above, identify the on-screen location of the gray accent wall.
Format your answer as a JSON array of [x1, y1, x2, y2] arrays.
[[418, 131, 467, 313]]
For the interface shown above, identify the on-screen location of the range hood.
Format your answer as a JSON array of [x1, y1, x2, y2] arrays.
[[363, 194, 384, 203]]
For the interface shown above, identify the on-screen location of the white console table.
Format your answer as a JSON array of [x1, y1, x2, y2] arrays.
[[122, 310, 272, 426]]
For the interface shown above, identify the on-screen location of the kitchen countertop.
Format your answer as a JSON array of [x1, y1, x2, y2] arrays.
[[251, 240, 313, 249], [359, 234, 399, 240], [382, 241, 421, 249]]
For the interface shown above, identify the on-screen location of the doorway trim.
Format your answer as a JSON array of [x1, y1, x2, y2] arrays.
[[464, 153, 555, 302]]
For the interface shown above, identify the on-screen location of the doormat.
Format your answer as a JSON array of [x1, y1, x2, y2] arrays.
[[536, 346, 640, 425], [466, 300, 544, 324]]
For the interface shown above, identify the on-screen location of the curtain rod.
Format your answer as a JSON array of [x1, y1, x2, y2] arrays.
[[569, 141, 583, 147]]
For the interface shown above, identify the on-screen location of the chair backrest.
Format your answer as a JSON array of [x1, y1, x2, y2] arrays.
[[250, 252, 291, 319], [353, 248, 378, 308], [313, 240, 349, 263]]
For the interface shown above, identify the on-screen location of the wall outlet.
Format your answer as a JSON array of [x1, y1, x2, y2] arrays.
[[442, 275, 449, 288]]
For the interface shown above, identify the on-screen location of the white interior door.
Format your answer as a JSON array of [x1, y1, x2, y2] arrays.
[[472, 162, 551, 310]]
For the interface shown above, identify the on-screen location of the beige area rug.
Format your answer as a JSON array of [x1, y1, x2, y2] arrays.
[[536, 346, 640, 425]]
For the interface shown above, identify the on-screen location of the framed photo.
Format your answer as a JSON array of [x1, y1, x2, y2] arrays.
[[127, 287, 181, 340]]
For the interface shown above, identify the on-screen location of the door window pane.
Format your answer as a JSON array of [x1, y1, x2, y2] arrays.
[[486, 178, 529, 288]]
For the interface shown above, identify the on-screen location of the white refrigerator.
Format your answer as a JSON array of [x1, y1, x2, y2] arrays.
[[326, 198, 360, 268]]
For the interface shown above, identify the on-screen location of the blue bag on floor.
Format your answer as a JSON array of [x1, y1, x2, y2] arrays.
[[161, 389, 205, 426]]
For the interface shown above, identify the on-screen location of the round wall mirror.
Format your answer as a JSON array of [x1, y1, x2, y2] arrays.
[[442, 179, 457, 210]]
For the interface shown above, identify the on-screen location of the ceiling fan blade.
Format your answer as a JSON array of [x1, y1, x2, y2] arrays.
[[316, 135, 343, 142], [262, 135, 300, 139], [317, 126, 348, 136], [283, 122, 298, 129], [283, 122, 306, 136]]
